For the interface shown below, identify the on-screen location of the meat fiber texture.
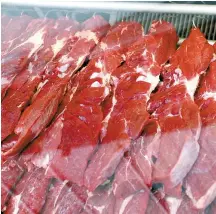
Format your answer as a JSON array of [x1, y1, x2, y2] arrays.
[[1, 158, 24, 211], [84, 20, 178, 192], [18, 20, 143, 189], [184, 43, 216, 210], [4, 167, 51, 214], [2, 15, 110, 158], [1, 15, 33, 54], [1, 17, 80, 143], [145, 28, 214, 192], [1, 18, 52, 99]]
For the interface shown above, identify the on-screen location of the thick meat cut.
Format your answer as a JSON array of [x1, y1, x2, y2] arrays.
[[1, 18, 80, 142], [84, 21, 178, 191], [184, 43, 216, 210], [2, 15, 110, 158], [147, 28, 214, 190], [19, 21, 143, 188]]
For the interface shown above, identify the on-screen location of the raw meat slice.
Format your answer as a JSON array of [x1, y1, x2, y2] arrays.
[[147, 28, 214, 190], [2, 15, 33, 52], [146, 195, 168, 214], [4, 167, 51, 214], [82, 185, 115, 214], [184, 44, 216, 210], [130, 119, 161, 187], [160, 28, 214, 96], [41, 179, 70, 213], [1, 18, 50, 98], [19, 21, 143, 188], [112, 156, 149, 214], [3, 16, 110, 158], [42, 179, 88, 214], [1, 158, 24, 211], [84, 21, 178, 191], [176, 195, 204, 214], [1, 18, 79, 142]]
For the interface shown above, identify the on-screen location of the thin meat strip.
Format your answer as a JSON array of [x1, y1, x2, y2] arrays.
[[184, 43, 216, 210], [1, 18, 80, 142], [84, 20, 178, 191], [2, 15, 110, 158], [18, 21, 143, 187], [146, 28, 214, 191]]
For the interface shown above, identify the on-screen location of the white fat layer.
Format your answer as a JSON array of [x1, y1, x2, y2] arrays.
[[170, 139, 200, 186], [75, 30, 98, 44], [95, 60, 103, 69], [12, 194, 21, 214], [12, 27, 46, 58], [69, 85, 79, 102], [94, 205, 105, 213], [59, 64, 70, 73], [166, 196, 182, 214], [186, 181, 216, 209], [184, 75, 199, 99], [76, 55, 85, 68], [59, 55, 73, 64], [211, 53, 216, 62], [202, 91, 216, 101], [135, 66, 160, 96], [100, 42, 108, 50], [119, 194, 134, 214], [28, 62, 34, 73], [37, 79, 49, 91], [51, 38, 66, 57], [91, 81, 101, 87], [1, 77, 10, 86]]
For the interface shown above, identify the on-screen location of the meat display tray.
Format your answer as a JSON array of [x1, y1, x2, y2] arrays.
[[1, 1, 216, 214]]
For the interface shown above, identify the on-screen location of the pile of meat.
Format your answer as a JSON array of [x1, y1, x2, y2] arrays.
[[1, 13, 216, 214]]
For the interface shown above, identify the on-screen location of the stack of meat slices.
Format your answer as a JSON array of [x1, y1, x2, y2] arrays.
[[1, 12, 216, 214]]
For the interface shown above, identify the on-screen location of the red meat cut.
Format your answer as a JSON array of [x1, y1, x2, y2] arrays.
[[84, 20, 178, 191], [147, 28, 214, 190], [1, 18, 50, 98], [4, 167, 51, 214], [42, 179, 88, 214], [1, 158, 24, 211], [1, 15, 33, 54], [3, 15, 110, 158], [112, 156, 149, 214], [18, 21, 143, 188], [1, 18, 80, 142], [184, 44, 216, 210]]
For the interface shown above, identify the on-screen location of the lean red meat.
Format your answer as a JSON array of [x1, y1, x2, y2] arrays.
[[184, 43, 216, 210], [84, 20, 178, 191], [2, 15, 110, 158], [146, 28, 214, 191], [18, 21, 143, 188], [1, 18, 51, 98], [1, 18, 80, 142]]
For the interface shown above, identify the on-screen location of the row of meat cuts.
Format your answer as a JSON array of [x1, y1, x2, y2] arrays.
[[1, 13, 216, 214]]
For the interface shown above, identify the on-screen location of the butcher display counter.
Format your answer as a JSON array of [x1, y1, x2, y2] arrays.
[[1, 1, 216, 213]]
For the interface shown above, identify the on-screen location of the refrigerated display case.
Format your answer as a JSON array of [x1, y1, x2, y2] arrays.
[[1, 1, 216, 213]]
